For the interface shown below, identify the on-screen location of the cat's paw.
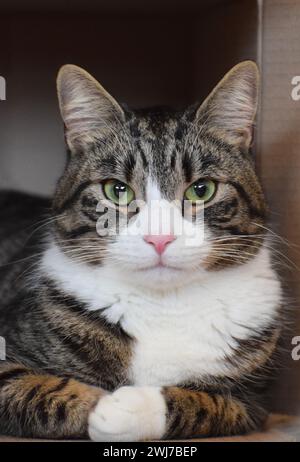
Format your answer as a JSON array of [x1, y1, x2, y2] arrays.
[[88, 386, 167, 442]]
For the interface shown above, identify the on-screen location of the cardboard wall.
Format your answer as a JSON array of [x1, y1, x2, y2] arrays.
[[258, 0, 300, 414]]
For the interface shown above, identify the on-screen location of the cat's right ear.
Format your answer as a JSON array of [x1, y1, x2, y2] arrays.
[[57, 65, 124, 151], [194, 61, 259, 150]]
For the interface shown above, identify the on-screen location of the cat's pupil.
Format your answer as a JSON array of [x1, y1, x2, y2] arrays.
[[114, 183, 127, 198], [194, 182, 207, 198]]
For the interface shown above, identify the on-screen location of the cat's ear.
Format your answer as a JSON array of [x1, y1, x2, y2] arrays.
[[195, 61, 259, 149], [57, 64, 124, 150]]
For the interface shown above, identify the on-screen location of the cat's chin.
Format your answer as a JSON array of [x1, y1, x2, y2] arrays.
[[128, 264, 203, 291]]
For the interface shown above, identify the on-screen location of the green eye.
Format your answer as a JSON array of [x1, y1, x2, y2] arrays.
[[184, 179, 216, 203], [103, 179, 135, 206]]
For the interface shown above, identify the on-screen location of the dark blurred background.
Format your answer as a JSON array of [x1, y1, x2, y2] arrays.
[[0, 0, 257, 195]]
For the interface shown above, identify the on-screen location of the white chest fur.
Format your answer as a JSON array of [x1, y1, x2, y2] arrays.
[[42, 244, 282, 386]]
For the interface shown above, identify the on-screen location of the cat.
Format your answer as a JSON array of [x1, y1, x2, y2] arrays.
[[0, 61, 282, 441]]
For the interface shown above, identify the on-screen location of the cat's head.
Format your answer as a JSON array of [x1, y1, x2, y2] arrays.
[[53, 62, 266, 290]]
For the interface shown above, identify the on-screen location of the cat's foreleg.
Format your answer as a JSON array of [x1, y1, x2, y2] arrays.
[[0, 362, 105, 438], [161, 386, 266, 439]]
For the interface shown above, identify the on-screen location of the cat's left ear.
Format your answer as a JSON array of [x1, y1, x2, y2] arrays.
[[195, 61, 259, 150], [57, 64, 125, 151]]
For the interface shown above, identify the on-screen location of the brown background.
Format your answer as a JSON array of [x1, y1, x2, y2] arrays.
[[0, 0, 299, 417], [258, 0, 300, 415]]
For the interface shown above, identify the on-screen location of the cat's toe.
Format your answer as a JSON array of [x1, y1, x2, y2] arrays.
[[88, 386, 166, 442]]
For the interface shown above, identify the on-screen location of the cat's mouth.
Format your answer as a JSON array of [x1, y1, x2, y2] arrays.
[[137, 261, 182, 272]]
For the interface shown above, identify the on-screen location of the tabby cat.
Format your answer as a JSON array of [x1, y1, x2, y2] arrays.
[[0, 61, 282, 441]]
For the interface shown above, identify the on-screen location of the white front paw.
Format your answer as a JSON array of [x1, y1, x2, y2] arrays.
[[88, 386, 166, 442]]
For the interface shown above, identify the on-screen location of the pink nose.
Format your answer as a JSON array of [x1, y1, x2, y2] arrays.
[[144, 234, 176, 255]]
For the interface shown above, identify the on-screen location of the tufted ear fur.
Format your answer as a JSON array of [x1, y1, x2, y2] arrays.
[[57, 64, 124, 151], [196, 61, 259, 149]]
